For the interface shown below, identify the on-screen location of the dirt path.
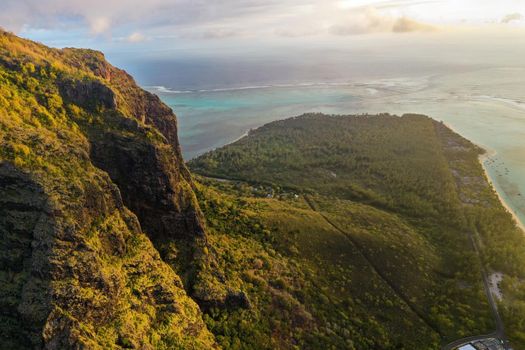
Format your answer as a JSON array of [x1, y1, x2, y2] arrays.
[[442, 232, 509, 350], [303, 194, 511, 350], [303, 195, 444, 339]]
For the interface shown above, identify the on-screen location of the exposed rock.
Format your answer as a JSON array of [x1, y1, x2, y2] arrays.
[[0, 30, 217, 349], [58, 78, 117, 111], [0, 163, 53, 349], [224, 290, 251, 309]]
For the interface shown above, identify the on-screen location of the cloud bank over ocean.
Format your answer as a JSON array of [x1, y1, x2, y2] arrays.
[[3, 0, 524, 45], [3, 0, 524, 91]]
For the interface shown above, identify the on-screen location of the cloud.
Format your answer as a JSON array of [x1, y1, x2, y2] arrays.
[[1, 0, 516, 45], [274, 28, 320, 37], [180, 28, 240, 40], [330, 7, 435, 35], [501, 13, 523, 24], [392, 17, 435, 32], [90, 17, 111, 35], [0, 0, 293, 34], [341, 0, 441, 11], [127, 32, 146, 42]]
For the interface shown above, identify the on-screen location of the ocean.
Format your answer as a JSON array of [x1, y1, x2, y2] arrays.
[[142, 65, 525, 228]]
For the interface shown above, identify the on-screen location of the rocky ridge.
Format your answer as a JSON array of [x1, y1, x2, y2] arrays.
[[0, 29, 217, 349]]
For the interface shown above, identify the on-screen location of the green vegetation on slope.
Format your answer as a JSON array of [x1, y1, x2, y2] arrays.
[[190, 113, 525, 349], [193, 179, 443, 349], [0, 29, 216, 349], [190, 114, 463, 221]]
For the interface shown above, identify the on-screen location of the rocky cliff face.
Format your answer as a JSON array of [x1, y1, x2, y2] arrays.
[[61, 48, 209, 281], [0, 163, 52, 349], [0, 30, 216, 349]]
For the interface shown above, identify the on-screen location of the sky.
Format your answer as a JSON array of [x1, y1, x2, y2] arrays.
[[2, 0, 525, 87], [2, 0, 524, 50]]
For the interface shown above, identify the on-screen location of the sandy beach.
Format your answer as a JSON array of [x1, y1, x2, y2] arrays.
[[479, 152, 525, 234], [442, 121, 525, 234]]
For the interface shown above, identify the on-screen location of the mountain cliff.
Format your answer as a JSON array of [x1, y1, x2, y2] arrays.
[[0, 29, 216, 349]]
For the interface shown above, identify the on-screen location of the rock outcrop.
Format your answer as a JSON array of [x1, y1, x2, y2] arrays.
[[0, 30, 216, 349]]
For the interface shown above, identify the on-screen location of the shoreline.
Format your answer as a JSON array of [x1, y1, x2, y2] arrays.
[[442, 120, 525, 233], [230, 131, 249, 144], [186, 131, 249, 160], [479, 151, 525, 233], [194, 118, 525, 234]]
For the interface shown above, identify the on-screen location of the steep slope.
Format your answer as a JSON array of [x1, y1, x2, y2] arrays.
[[0, 30, 216, 349]]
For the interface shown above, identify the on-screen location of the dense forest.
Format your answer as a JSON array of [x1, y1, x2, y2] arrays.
[[190, 113, 525, 349]]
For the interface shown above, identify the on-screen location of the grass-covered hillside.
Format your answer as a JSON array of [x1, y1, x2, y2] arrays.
[[190, 113, 525, 349]]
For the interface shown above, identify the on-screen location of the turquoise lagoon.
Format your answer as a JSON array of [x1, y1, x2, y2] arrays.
[[146, 66, 525, 227]]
